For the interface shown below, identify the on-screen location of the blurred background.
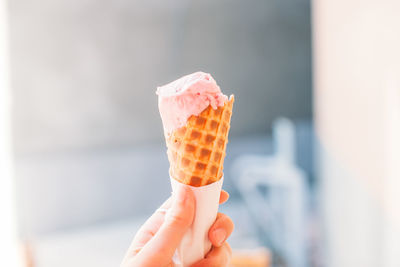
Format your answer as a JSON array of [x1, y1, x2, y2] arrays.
[[1, 0, 399, 266]]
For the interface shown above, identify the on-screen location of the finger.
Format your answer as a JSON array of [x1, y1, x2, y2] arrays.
[[130, 189, 228, 253], [208, 213, 234, 247], [135, 186, 195, 266], [127, 197, 173, 254], [219, 190, 229, 204], [191, 242, 232, 267]]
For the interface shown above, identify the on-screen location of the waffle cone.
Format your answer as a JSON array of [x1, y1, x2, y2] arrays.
[[165, 95, 234, 186]]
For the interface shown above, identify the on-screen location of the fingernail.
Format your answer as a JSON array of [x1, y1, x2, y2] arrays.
[[212, 228, 227, 246]]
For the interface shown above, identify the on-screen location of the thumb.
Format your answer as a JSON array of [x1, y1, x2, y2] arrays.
[[136, 186, 195, 266]]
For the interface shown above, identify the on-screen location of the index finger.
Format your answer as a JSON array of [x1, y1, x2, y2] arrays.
[[127, 197, 173, 254]]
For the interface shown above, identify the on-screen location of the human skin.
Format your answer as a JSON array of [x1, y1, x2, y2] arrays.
[[121, 187, 234, 267]]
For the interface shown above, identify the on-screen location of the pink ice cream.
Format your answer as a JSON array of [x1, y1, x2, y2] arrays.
[[157, 72, 228, 134]]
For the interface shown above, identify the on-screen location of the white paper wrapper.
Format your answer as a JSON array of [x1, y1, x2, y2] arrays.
[[169, 176, 224, 267]]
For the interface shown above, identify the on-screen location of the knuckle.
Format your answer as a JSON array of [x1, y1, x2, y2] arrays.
[[167, 212, 190, 227], [213, 213, 234, 231]]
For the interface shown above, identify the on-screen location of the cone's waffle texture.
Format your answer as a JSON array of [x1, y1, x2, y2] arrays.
[[166, 95, 234, 186]]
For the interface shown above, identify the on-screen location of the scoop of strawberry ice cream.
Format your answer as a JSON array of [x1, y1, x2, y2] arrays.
[[156, 72, 228, 134]]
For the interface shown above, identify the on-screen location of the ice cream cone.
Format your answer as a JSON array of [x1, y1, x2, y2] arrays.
[[157, 72, 234, 266], [165, 95, 234, 186]]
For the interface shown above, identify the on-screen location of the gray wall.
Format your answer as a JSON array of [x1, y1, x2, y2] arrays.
[[10, 0, 311, 155], [9, 0, 312, 235]]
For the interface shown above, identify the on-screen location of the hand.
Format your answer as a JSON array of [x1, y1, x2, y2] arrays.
[[121, 187, 234, 267]]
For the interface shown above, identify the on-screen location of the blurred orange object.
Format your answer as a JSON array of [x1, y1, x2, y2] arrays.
[[229, 247, 271, 267]]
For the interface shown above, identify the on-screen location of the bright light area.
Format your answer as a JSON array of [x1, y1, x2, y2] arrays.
[[383, 76, 400, 267], [0, 0, 21, 266]]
